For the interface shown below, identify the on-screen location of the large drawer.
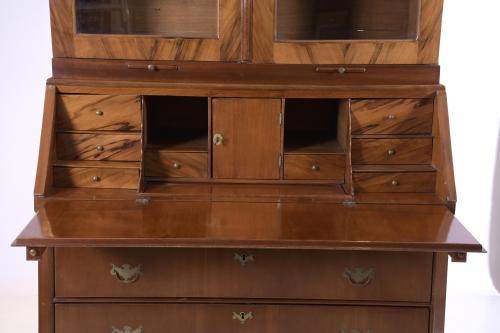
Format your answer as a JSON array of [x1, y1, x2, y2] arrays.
[[55, 249, 433, 302], [56, 303, 429, 333], [56, 94, 141, 131], [56, 133, 142, 161], [352, 138, 433, 165]]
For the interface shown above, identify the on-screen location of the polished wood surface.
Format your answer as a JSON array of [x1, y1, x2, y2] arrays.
[[53, 167, 139, 189], [212, 99, 282, 179], [352, 138, 433, 165], [144, 151, 208, 178], [56, 303, 429, 333], [284, 154, 345, 181], [14, 201, 483, 252], [351, 99, 434, 135], [353, 172, 436, 193], [56, 94, 141, 131]]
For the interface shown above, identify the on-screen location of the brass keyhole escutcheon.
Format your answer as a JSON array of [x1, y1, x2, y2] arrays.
[[232, 312, 254, 324], [213, 133, 224, 146], [234, 253, 255, 266], [111, 325, 144, 333]]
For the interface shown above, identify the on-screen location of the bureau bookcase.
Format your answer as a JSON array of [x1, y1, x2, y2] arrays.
[[14, 1, 483, 333]]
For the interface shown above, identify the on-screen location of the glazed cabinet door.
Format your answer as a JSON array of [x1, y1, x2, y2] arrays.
[[252, 0, 443, 64], [50, 0, 242, 61], [212, 99, 282, 179]]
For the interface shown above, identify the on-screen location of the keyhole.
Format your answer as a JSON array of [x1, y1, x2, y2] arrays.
[[240, 312, 245, 319]]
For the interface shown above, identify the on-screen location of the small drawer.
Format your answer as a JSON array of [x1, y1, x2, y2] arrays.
[[353, 172, 436, 193], [53, 167, 139, 189], [56, 133, 141, 161], [55, 248, 433, 302], [56, 94, 141, 131], [352, 138, 433, 165], [56, 303, 429, 333], [351, 99, 434, 135], [144, 151, 208, 178], [284, 154, 345, 181]]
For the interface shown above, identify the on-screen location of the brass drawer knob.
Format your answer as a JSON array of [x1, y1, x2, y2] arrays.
[[311, 165, 320, 171], [111, 325, 143, 333], [387, 148, 396, 156], [343, 267, 375, 287], [234, 253, 255, 266], [29, 248, 38, 257], [96, 145, 105, 152], [387, 114, 396, 120], [95, 110, 104, 116], [92, 176, 101, 183], [213, 133, 224, 146], [147, 64, 156, 72], [110, 264, 143, 284], [173, 162, 181, 169], [391, 180, 400, 187], [232, 312, 254, 324]]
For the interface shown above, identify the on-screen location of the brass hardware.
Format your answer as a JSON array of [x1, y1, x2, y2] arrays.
[[92, 176, 101, 182], [311, 165, 320, 171], [387, 114, 396, 120], [391, 180, 400, 187], [232, 312, 254, 324], [234, 253, 255, 266], [147, 64, 156, 72], [387, 148, 396, 156], [96, 145, 104, 152], [110, 264, 143, 284], [450, 252, 468, 263], [111, 326, 143, 333], [341, 329, 371, 333], [29, 249, 38, 257], [213, 133, 224, 146], [343, 267, 375, 287], [337, 67, 346, 74], [95, 110, 104, 116], [173, 162, 181, 169], [315, 66, 367, 74]]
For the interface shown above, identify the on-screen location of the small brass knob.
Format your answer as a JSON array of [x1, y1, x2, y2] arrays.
[[29, 249, 38, 257], [337, 67, 346, 74], [387, 148, 396, 156], [92, 176, 101, 182], [96, 145, 104, 152], [173, 162, 181, 169], [391, 180, 400, 186], [311, 165, 320, 171], [213, 133, 224, 146], [147, 64, 156, 72], [387, 114, 396, 120], [95, 110, 104, 116]]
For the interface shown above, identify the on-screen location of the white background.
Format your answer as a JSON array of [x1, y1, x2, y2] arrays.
[[0, 0, 499, 331]]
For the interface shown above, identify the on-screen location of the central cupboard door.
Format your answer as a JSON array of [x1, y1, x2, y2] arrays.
[[212, 99, 282, 180], [51, 0, 242, 61]]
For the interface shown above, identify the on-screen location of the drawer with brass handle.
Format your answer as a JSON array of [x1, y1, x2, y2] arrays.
[[144, 151, 208, 178], [284, 154, 346, 181], [53, 167, 139, 189], [56, 303, 429, 333], [352, 138, 433, 165], [55, 248, 432, 302], [56, 133, 141, 161], [56, 94, 141, 131], [353, 172, 436, 193]]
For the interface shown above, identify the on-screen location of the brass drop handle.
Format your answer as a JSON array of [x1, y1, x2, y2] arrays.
[[110, 264, 143, 284], [387, 148, 396, 156], [111, 326, 144, 333], [96, 145, 105, 152], [95, 110, 104, 116], [213, 133, 224, 146], [232, 312, 254, 324], [311, 165, 320, 171], [391, 180, 400, 187], [343, 267, 375, 287], [234, 253, 255, 266], [173, 162, 181, 169], [92, 176, 101, 183]]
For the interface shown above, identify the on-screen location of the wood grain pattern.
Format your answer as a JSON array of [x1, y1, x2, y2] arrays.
[[284, 154, 345, 181], [53, 167, 139, 189], [55, 248, 432, 301], [352, 138, 433, 165], [144, 151, 208, 178], [56, 94, 141, 131], [353, 172, 436, 193], [430, 253, 448, 333], [56, 133, 141, 161], [39, 248, 54, 333], [50, 0, 241, 61], [56, 303, 429, 333], [351, 98, 434, 135], [253, 0, 443, 64], [212, 99, 282, 179]]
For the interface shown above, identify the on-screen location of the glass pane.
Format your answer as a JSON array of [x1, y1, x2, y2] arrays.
[[276, 0, 420, 41], [76, 0, 219, 38]]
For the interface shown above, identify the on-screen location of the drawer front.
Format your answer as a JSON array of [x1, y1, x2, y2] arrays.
[[284, 154, 345, 181], [351, 99, 434, 135], [56, 95, 141, 131], [55, 249, 432, 302], [56, 304, 429, 333], [144, 151, 208, 178], [352, 138, 433, 165], [53, 167, 139, 189], [354, 172, 436, 193], [56, 133, 141, 161]]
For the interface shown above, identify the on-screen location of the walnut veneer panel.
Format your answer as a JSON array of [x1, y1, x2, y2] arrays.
[[351, 99, 434, 135], [55, 248, 432, 301], [53, 167, 139, 189], [353, 172, 436, 193], [284, 154, 345, 181], [56, 95, 141, 131], [56, 304, 429, 333], [144, 152, 208, 178], [352, 138, 433, 165]]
